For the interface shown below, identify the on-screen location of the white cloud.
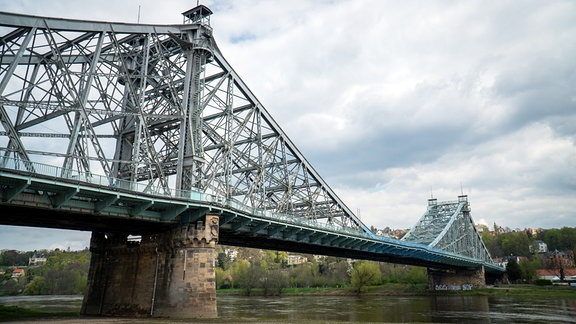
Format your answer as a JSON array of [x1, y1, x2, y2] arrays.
[[335, 122, 576, 229]]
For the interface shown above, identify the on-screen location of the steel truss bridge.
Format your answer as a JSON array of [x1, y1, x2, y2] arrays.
[[0, 7, 503, 274]]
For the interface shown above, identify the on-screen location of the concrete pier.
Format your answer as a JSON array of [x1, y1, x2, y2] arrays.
[[427, 266, 486, 291], [81, 215, 219, 318]]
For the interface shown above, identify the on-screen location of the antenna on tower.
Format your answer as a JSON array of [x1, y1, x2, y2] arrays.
[[460, 182, 464, 196]]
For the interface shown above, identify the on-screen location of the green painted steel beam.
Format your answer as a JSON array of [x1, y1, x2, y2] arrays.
[[296, 230, 314, 241], [95, 194, 119, 212], [161, 205, 189, 221], [231, 218, 252, 231], [282, 227, 302, 240], [267, 225, 286, 237], [131, 200, 154, 217], [2, 178, 30, 202], [309, 232, 327, 243], [51, 187, 79, 208], [181, 207, 209, 224], [219, 214, 237, 225], [250, 221, 270, 234]]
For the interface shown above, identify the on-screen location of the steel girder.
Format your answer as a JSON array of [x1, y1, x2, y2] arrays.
[[402, 196, 495, 265], [0, 10, 370, 234]]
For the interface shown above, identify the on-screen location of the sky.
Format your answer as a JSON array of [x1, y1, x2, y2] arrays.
[[0, 0, 575, 251]]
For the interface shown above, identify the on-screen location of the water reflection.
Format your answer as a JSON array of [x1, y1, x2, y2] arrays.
[[217, 295, 576, 323], [1, 294, 575, 323]]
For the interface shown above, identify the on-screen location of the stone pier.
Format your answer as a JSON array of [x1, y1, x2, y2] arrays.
[[427, 266, 486, 291], [81, 215, 219, 318]]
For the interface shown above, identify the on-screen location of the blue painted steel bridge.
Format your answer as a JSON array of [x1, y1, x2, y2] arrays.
[[0, 7, 503, 274]]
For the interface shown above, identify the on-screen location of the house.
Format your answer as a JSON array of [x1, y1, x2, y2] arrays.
[[536, 269, 576, 281], [544, 250, 575, 269], [287, 254, 308, 266], [11, 268, 25, 279], [529, 240, 548, 254], [495, 255, 528, 268], [29, 253, 47, 266], [223, 248, 238, 262]]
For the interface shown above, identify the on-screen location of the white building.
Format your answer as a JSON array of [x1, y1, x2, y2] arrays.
[[29, 253, 47, 266], [529, 240, 548, 254]]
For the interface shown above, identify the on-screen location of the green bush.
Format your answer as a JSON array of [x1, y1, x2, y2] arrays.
[[533, 279, 552, 286]]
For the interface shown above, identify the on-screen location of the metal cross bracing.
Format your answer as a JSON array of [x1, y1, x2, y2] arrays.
[[401, 195, 494, 264], [0, 7, 370, 235]]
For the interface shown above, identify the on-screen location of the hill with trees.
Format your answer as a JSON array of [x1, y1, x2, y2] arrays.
[[0, 249, 89, 296], [1, 226, 574, 296]]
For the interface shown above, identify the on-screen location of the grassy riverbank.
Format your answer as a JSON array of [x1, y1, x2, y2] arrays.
[[217, 283, 576, 298], [0, 304, 79, 322], [446, 284, 576, 299], [216, 283, 428, 296]]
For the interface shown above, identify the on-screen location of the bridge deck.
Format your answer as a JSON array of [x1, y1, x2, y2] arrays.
[[0, 159, 503, 274]]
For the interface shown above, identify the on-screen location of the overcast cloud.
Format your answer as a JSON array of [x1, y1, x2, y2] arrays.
[[1, 0, 575, 251]]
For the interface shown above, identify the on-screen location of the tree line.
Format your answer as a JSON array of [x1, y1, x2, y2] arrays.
[[481, 226, 576, 283], [0, 249, 90, 296], [215, 247, 427, 295], [2, 226, 573, 296], [1, 245, 425, 297], [481, 226, 576, 258]]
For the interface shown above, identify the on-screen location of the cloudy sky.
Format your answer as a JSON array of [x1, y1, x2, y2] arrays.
[[1, 0, 575, 251]]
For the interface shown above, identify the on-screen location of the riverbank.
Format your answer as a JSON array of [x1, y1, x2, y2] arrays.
[[455, 284, 576, 299], [216, 283, 576, 299], [213, 283, 429, 298], [0, 304, 78, 321]]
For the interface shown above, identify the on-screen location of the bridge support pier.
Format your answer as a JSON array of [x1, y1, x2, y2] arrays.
[[427, 266, 486, 291], [81, 214, 219, 318]]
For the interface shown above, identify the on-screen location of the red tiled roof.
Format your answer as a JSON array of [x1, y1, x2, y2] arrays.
[[536, 269, 576, 276]]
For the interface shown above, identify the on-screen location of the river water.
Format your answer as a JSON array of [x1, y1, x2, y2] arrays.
[[1, 294, 575, 323]]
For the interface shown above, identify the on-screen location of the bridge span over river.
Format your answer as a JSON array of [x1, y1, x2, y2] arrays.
[[0, 6, 503, 318]]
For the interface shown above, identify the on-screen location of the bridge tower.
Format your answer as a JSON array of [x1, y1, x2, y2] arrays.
[[402, 195, 495, 290], [82, 5, 220, 318], [176, 5, 213, 191]]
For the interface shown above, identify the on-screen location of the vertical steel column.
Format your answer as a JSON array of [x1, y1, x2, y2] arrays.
[[0, 27, 36, 170], [176, 25, 212, 191]]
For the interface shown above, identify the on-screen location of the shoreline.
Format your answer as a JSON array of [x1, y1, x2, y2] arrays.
[[216, 283, 576, 298]]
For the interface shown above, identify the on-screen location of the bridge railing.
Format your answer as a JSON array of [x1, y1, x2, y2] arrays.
[[0, 156, 367, 238]]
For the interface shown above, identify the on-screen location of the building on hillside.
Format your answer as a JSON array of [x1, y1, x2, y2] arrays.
[[391, 229, 408, 239], [223, 248, 238, 262], [529, 240, 548, 254], [11, 268, 25, 279], [495, 255, 528, 268], [287, 254, 308, 266], [475, 224, 489, 234], [536, 269, 576, 282], [313, 255, 326, 262], [376, 227, 393, 237], [544, 250, 575, 269], [29, 253, 47, 266]]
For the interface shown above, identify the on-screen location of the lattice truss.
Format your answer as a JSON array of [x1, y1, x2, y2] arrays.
[[0, 11, 368, 233], [402, 197, 494, 263]]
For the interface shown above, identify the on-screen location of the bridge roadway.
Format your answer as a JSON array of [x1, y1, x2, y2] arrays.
[[0, 157, 503, 274]]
